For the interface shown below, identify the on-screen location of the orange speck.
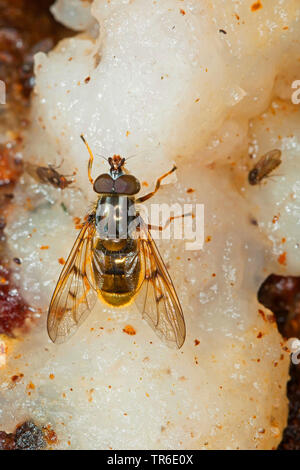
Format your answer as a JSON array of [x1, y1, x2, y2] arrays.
[[205, 236, 212, 242], [186, 188, 195, 193], [145, 392, 150, 397], [73, 216, 83, 229], [194, 339, 200, 346], [195, 98, 200, 103], [180, 9, 186, 15], [142, 181, 148, 187], [40, 245, 49, 250], [251, 1, 262, 12], [43, 425, 58, 445], [126, 131, 130, 137], [11, 373, 24, 383], [277, 252, 287, 266], [58, 258, 65, 265], [84, 76, 90, 84], [27, 381, 35, 390], [272, 214, 280, 224], [87, 388, 94, 403], [49, 373, 55, 380], [283, 26, 289, 30], [281, 237, 286, 244], [123, 325, 136, 335]]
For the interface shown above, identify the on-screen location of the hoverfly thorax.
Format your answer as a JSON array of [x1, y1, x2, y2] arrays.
[[93, 155, 141, 240], [95, 195, 138, 240]]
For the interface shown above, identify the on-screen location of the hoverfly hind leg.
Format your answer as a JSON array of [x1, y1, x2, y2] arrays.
[[146, 212, 192, 232]]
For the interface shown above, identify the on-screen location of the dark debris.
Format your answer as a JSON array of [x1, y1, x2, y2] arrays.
[[258, 274, 300, 450], [0, 421, 46, 450], [0, 263, 32, 337], [258, 275, 300, 338], [14, 421, 46, 450], [0, 0, 72, 114]]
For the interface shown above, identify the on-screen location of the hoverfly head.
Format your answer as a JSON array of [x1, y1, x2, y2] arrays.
[[108, 155, 125, 179]]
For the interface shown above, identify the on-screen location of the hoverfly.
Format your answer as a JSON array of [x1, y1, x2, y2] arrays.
[[248, 149, 282, 185], [47, 135, 186, 348], [24, 161, 74, 189]]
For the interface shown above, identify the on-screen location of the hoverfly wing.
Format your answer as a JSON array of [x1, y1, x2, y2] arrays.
[[135, 219, 186, 349], [47, 217, 98, 343]]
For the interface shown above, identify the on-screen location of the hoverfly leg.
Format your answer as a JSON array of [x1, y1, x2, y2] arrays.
[[80, 134, 94, 186], [136, 165, 177, 203], [146, 212, 192, 232]]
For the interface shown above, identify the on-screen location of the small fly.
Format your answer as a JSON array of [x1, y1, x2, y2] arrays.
[[248, 149, 282, 185], [47, 135, 186, 348], [25, 161, 75, 189]]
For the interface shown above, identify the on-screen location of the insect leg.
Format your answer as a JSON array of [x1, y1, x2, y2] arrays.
[[146, 212, 192, 232], [136, 165, 177, 203], [80, 134, 94, 186], [49, 157, 64, 170]]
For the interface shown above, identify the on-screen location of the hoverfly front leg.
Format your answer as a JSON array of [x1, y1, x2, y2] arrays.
[[136, 165, 177, 203], [80, 134, 94, 186]]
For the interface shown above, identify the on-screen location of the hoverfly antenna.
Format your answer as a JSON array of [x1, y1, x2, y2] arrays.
[[96, 153, 108, 163], [125, 154, 138, 161]]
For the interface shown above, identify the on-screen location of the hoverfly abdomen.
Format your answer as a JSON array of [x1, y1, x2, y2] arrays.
[[92, 237, 142, 307]]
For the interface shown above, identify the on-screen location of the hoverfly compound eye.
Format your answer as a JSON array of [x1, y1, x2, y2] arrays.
[[114, 174, 141, 195], [93, 174, 114, 194]]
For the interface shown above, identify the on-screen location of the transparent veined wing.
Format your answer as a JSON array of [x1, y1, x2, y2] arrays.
[[135, 219, 186, 349], [47, 216, 98, 343]]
